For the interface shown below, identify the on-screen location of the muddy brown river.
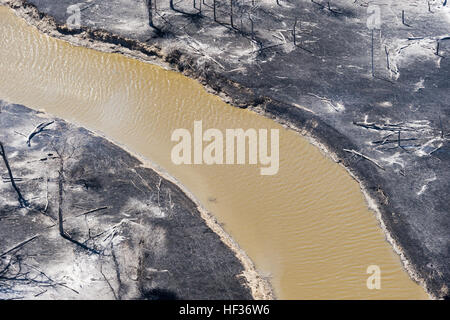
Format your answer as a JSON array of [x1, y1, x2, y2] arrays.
[[0, 6, 428, 299]]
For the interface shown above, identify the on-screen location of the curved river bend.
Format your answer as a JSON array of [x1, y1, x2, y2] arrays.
[[0, 7, 428, 299]]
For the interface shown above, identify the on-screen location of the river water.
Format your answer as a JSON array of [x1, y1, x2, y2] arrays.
[[0, 6, 428, 299]]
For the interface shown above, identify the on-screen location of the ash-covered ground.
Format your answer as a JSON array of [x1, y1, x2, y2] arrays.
[[0, 102, 260, 299], [1, 0, 449, 298]]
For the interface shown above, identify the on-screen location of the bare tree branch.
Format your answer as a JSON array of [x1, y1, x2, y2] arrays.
[[0, 235, 39, 258]]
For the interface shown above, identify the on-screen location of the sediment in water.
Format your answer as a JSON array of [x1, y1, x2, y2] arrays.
[[1, 0, 449, 299]]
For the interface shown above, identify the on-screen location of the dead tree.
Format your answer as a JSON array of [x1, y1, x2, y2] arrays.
[[401, 10, 410, 26], [169, 0, 199, 16], [0, 142, 28, 208], [193, 0, 202, 12], [146, 0, 154, 28], [146, 0, 163, 32], [293, 17, 298, 46], [311, 0, 325, 9], [248, 13, 254, 39], [0, 237, 78, 296], [439, 115, 445, 139], [230, 0, 234, 28], [371, 29, 374, 77], [213, 0, 217, 21], [327, 1, 342, 14], [385, 46, 390, 70], [53, 141, 99, 254]]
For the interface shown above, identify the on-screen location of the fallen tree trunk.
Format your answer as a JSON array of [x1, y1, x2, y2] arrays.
[[0, 235, 39, 258], [343, 148, 385, 170], [27, 121, 54, 147]]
